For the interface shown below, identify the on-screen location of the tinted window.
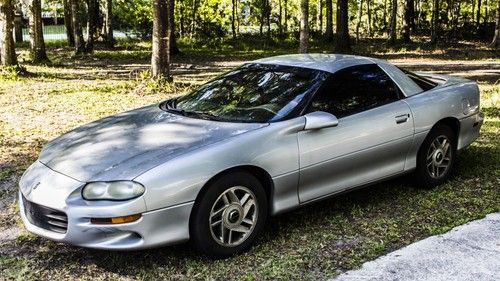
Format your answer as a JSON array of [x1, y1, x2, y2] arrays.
[[308, 64, 400, 117], [399, 68, 438, 92], [164, 64, 327, 123]]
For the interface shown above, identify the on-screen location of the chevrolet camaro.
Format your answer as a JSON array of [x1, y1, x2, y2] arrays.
[[19, 54, 484, 258]]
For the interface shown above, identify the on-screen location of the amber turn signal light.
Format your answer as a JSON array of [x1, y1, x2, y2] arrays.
[[91, 214, 141, 224]]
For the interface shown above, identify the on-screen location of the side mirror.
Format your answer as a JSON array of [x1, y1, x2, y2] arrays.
[[304, 111, 339, 130]]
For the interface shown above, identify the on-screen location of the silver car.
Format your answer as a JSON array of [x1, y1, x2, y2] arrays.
[[19, 54, 484, 257]]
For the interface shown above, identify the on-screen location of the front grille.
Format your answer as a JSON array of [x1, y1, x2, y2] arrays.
[[22, 194, 68, 234]]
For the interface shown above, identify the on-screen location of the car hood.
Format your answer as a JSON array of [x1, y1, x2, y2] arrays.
[[39, 105, 267, 182]]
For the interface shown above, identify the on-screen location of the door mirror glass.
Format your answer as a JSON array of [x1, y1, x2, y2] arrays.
[[304, 111, 339, 130]]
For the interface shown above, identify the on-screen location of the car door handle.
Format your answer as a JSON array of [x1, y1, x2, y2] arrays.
[[395, 114, 410, 124]]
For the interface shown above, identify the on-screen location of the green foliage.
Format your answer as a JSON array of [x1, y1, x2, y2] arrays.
[[0, 65, 28, 80], [114, 0, 153, 38]]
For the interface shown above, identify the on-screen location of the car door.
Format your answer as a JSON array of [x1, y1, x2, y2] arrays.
[[298, 64, 414, 203]]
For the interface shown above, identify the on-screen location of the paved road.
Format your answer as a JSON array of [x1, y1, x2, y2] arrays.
[[333, 213, 500, 281]]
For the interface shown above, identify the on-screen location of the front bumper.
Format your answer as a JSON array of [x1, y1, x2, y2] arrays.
[[18, 162, 193, 250]]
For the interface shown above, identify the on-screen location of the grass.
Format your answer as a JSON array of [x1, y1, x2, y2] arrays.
[[0, 38, 499, 280]]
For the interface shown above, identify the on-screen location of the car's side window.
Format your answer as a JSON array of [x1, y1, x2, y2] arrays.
[[308, 64, 400, 118]]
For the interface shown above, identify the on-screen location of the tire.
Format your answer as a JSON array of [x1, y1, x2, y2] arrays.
[[415, 124, 457, 189], [190, 171, 268, 258]]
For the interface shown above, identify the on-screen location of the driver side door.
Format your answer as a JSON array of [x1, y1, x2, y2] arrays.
[[298, 64, 414, 203]]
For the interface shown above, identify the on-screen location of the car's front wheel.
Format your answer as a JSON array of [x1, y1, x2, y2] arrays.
[[190, 171, 267, 258]]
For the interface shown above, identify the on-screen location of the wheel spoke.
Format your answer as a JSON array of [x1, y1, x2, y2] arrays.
[[232, 225, 250, 234], [221, 193, 230, 205], [211, 206, 225, 219], [242, 218, 253, 226], [211, 219, 222, 227], [228, 229, 233, 244], [243, 199, 255, 217], [240, 193, 250, 206], [220, 222, 226, 243], [442, 142, 450, 155], [227, 189, 239, 203]]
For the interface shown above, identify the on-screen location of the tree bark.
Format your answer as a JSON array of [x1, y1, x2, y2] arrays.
[[278, 0, 283, 36], [13, 6, 22, 42], [190, 0, 197, 37], [231, 0, 236, 39], [168, 0, 180, 55], [477, 0, 482, 26], [0, 0, 17, 66], [266, 0, 271, 39], [401, 0, 414, 43], [151, 0, 171, 79], [104, 0, 114, 48], [387, 0, 397, 44], [383, 0, 388, 30], [325, 0, 333, 41], [86, 0, 98, 52], [491, 0, 500, 47], [259, 0, 265, 35], [431, 0, 439, 43], [71, 0, 85, 54], [367, 0, 372, 36], [28, 0, 48, 62], [63, 0, 74, 46], [317, 0, 323, 32], [356, 0, 363, 43], [299, 0, 309, 53], [284, 0, 288, 34], [335, 0, 351, 52]]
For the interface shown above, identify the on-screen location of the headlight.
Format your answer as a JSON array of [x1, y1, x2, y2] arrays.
[[82, 181, 145, 201]]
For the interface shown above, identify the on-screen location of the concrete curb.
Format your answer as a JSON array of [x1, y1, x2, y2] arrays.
[[333, 213, 500, 281]]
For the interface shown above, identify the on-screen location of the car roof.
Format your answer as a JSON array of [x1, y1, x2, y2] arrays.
[[253, 54, 381, 74], [252, 54, 423, 97]]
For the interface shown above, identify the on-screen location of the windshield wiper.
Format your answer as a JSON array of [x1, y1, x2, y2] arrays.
[[164, 99, 223, 121]]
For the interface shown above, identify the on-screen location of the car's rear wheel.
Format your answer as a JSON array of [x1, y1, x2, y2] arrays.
[[415, 124, 456, 188], [190, 171, 267, 258]]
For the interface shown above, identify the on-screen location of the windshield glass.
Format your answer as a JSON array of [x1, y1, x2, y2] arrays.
[[163, 64, 327, 123]]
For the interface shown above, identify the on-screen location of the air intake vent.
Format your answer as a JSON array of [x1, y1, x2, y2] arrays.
[[22, 195, 68, 234]]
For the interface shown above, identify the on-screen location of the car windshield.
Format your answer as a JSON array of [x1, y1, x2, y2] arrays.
[[162, 63, 327, 123]]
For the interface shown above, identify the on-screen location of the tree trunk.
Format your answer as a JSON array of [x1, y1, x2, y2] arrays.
[[485, 0, 489, 24], [86, 0, 98, 52], [401, 0, 414, 43], [231, 0, 236, 39], [431, 0, 439, 43], [387, 0, 397, 44], [104, 0, 114, 48], [317, 0, 323, 32], [325, 0, 333, 41], [63, 0, 74, 46], [190, 0, 197, 37], [0, 0, 17, 66], [13, 7, 22, 42], [266, 0, 271, 39], [491, 0, 500, 47], [151, 0, 171, 79], [299, 0, 309, 53], [367, 0, 372, 36], [28, 0, 48, 62], [477, 0, 482, 26], [383, 0, 388, 30], [259, 0, 265, 35], [284, 0, 288, 34], [356, 0, 363, 43], [335, 0, 351, 52], [71, 0, 85, 54], [278, 0, 283, 36], [168, 0, 180, 55]]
